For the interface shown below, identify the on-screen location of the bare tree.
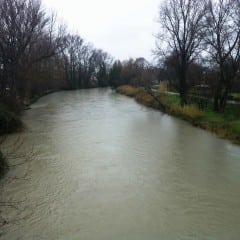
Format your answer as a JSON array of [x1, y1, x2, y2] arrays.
[[204, 0, 240, 111], [0, 0, 66, 97], [0, 0, 47, 95], [62, 34, 85, 89], [155, 0, 207, 105], [62, 35, 113, 89]]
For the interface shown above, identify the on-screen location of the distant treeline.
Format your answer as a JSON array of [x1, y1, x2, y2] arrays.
[[0, 0, 114, 100]]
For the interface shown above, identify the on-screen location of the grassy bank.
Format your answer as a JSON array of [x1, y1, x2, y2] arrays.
[[116, 85, 240, 144]]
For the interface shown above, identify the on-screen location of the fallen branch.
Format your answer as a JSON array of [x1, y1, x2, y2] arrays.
[[144, 87, 166, 112]]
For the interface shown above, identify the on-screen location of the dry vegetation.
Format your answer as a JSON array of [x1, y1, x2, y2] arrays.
[[158, 82, 169, 92], [116, 85, 140, 97], [116, 85, 240, 144], [169, 104, 203, 120]]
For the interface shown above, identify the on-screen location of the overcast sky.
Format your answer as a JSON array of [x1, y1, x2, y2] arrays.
[[42, 0, 161, 62]]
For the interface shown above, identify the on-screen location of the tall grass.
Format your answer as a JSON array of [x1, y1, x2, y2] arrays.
[[116, 84, 240, 144], [158, 82, 169, 92], [170, 103, 204, 120], [135, 89, 160, 108], [116, 85, 140, 97]]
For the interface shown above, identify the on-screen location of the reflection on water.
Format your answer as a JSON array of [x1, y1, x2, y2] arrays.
[[1, 88, 240, 239]]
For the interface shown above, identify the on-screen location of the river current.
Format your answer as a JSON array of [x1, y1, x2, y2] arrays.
[[1, 88, 240, 239]]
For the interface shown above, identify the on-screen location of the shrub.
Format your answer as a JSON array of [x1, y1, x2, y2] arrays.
[[116, 85, 139, 97], [0, 107, 22, 134], [0, 151, 8, 177], [0, 96, 23, 115]]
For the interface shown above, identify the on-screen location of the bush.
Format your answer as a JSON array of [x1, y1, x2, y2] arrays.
[[0, 107, 22, 134], [0, 96, 23, 115], [0, 151, 8, 177], [116, 85, 139, 97]]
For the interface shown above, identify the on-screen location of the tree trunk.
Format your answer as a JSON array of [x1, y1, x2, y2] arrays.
[[179, 64, 187, 106], [219, 88, 228, 110], [214, 66, 227, 112], [214, 92, 220, 111]]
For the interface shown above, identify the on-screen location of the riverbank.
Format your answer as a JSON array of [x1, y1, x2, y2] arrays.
[[0, 96, 24, 178], [0, 151, 8, 178], [116, 85, 240, 144], [0, 90, 61, 178], [2, 88, 240, 239], [0, 87, 105, 178], [23, 89, 64, 108]]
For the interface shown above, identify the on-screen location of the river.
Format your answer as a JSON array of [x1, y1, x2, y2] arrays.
[[1, 88, 240, 239]]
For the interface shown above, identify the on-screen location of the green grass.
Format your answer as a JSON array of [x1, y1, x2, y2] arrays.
[[202, 111, 223, 123], [230, 93, 240, 98], [229, 120, 240, 133], [162, 93, 180, 105], [117, 85, 240, 144]]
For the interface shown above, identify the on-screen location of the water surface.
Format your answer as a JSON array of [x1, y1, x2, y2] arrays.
[[1, 88, 240, 239]]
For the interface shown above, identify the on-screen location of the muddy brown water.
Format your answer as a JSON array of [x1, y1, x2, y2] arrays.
[[1, 88, 240, 239]]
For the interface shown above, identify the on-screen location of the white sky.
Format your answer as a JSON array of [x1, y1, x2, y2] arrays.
[[42, 0, 161, 62]]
